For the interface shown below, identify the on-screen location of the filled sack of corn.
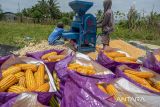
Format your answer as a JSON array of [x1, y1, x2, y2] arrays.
[[97, 75, 160, 107], [54, 52, 114, 92], [60, 72, 125, 107], [116, 65, 160, 94], [0, 55, 59, 107], [55, 52, 113, 80], [97, 47, 141, 71], [27, 48, 72, 72], [143, 49, 160, 73]]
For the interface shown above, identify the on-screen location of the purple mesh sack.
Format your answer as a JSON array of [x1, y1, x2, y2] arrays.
[[27, 49, 71, 72], [0, 56, 57, 106], [97, 51, 141, 71], [61, 72, 125, 107], [143, 49, 160, 74], [115, 65, 160, 95]]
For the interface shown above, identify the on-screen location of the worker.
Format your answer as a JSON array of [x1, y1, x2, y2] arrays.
[[48, 22, 64, 45], [97, 0, 114, 49]]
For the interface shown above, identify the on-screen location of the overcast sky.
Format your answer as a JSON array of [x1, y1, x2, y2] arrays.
[[0, 0, 160, 15]]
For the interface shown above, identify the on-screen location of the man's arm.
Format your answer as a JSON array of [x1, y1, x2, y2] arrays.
[[97, 12, 110, 28]]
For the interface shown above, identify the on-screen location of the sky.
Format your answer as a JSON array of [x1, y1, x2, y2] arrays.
[[0, 0, 160, 15]]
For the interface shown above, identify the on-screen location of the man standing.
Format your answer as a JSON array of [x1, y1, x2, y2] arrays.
[[97, 0, 114, 49]]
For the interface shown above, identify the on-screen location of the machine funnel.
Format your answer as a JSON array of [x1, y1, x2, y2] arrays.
[[69, 0, 93, 16]]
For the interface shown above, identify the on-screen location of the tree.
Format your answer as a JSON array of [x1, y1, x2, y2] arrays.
[[48, 0, 61, 19], [21, 0, 61, 20]]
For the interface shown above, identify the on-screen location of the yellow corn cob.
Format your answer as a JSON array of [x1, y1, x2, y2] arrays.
[[19, 76, 26, 88], [25, 69, 37, 91], [2, 66, 21, 78], [114, 57, 136, 63], [155, 55, 160, 62], [0, 74, 18, 91], [8, 85, 27, 94], [41, 52, 57, 60], [146, 79, 154, 86], [124, 70, 154, 78], [36, 83, 50, 92], [105, 84, 118, 98], [48, 55, 65, 62], [142, 84, 160, 92], [125, 73, 151, 86], [15, 64, 37, 72], [154, 81, 160, 90], [104, 51, 126, 58], [44, 74, 49, 81], [117, 57, 137, 62], [97, 84, 107, 94], [15, 72, 25, 79], [35, 64, 45, 87]]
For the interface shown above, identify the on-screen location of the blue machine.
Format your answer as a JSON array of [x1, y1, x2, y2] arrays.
[[62, 0, 97, 52]]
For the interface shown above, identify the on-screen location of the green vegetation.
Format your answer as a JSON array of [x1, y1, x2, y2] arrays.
[[0, 0, 159, 48], [0, 21, 53, 47]]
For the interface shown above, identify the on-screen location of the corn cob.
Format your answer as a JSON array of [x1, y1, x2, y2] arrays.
[[35, 64, 45, 87], [41, 52, 57, 60], [142, 84, 160, 92], [25, 69, 37, 91], [125, 73, 151, 86], [48, 55, 65, 62], [19, 76, 26, 88], [0, 74, 18, 91], [15, 64, 37, 72], [8, 85, 27, 94], [36, 83, 50, 92], [114, 57, 136, 63], [124, 70, 154, 78], [116, 57, 137, 62], [15, 72, 25, 79], [44, 74, 49, 81], [104, 51, 126, 58], [105, 84, 118, 98], [2, 66, 21, 78], [153, 81, 160, 90], [155, 55, 160, 62], [97, 84, 107, 94]]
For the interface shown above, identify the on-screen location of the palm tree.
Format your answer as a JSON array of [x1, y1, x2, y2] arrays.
[[48, 0, 61, 19]]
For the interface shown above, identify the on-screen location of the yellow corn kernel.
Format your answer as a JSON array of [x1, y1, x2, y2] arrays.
[[124, 70, 154, 78], [41, 52, 57, 60], [125, 73, 151, 86], [0, 74, 18, 91], [8, 85, 27, 94], [25, 69, 37, 91], [19, 76, 26, 88], [35, 64, 45, 87], [105, 84, 118, 98], [14, 72, 25, 79], [2, 66, 21, 78], [15, 64, 37, 72], [36, 83, 50, 92]]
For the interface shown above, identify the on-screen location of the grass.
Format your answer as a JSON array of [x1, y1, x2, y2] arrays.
[[0, 21, 160, 48], [0, 21, 54, 47]]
